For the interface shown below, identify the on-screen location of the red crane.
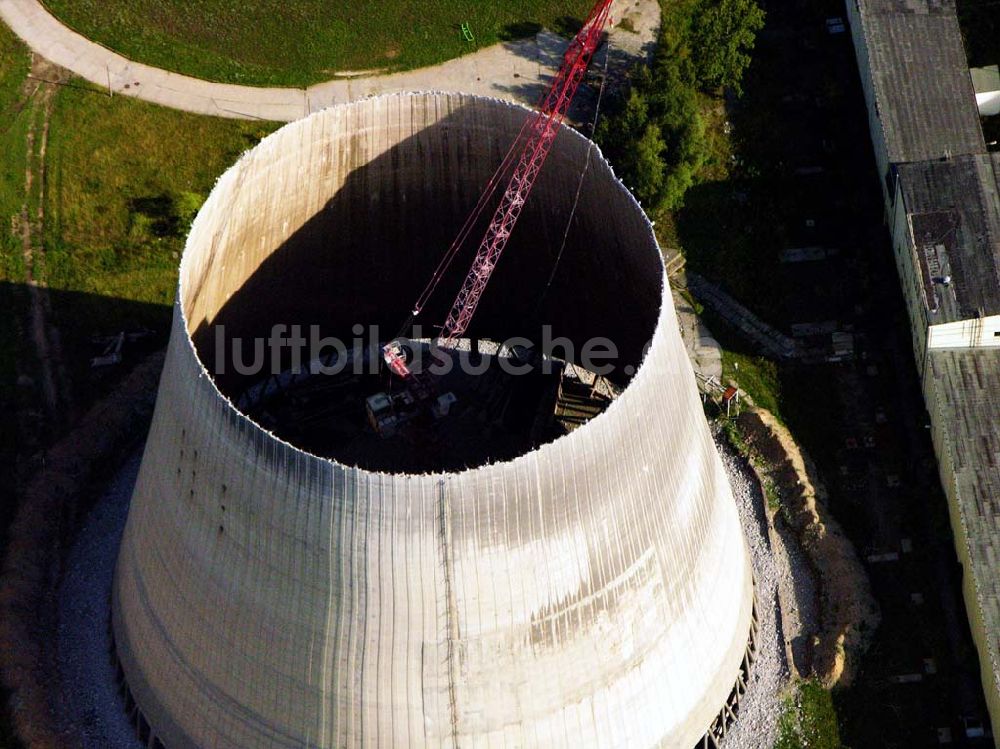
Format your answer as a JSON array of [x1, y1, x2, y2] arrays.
[[383, 0, 614, 379]]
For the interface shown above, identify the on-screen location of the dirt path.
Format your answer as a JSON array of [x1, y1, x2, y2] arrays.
[[17, 54, 72, 422]]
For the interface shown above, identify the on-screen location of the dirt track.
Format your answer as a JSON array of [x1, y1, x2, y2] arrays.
[[18, 55, 73, 422]]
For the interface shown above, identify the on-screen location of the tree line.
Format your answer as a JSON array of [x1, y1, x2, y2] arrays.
[[596, 0, 765, 213]]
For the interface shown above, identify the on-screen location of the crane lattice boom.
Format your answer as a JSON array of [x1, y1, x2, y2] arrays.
[[384, 0, 613, 377], [441, 0, 612, 343], [440, 0, 613, 345]]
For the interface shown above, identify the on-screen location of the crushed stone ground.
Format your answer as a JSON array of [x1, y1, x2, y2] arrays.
[[716, 433, 797, 749], [56, 451, 143, 749]]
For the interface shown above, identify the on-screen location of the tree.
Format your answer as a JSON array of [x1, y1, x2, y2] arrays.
[[594, 0, 760, 210], [596, 82, 651, 157], [623, 123, 667, 207], [597, 52, 707, 211], [689, 0, 766, 95]]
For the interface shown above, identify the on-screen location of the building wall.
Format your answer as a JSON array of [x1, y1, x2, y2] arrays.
[[976, 91, 1000, 118], [927, 315, 1000, 349], [886, 183, 1000, 356], [922, 357, 1000, 741], [887, 181, 931, 362], [886, 175, 1000, 357], [112, 94, 755, 749], [847, 2, 1000, 736], [846, 0, 893, 209]]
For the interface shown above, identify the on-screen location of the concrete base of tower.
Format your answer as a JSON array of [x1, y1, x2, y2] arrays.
[[112, 92, 756, 749]]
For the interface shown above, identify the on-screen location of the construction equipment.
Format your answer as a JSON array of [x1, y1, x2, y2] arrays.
[[382, 0, 614, 378], [90, 331, 125, 368]]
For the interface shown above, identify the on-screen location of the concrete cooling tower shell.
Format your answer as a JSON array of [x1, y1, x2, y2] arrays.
[[111, 93, 755, 748]]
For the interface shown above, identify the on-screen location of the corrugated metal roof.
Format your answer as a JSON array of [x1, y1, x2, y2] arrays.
[[898, 156, 1000, 321], [857, 0, 984, 162]]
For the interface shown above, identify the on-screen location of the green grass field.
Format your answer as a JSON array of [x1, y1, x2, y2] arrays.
[[1, 17, 276, 333], [41, 0, 594, 87], [0, 20, 31, 281], [39, 84, 278, 409], [43, 84, 274, 317]]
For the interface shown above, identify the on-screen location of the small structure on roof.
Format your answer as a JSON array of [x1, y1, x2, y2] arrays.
[[971, 65, 1000, 116]]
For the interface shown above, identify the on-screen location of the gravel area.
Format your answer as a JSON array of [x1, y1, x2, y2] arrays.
[[56, 450, 143, 749], [715, 433, 793, 749]]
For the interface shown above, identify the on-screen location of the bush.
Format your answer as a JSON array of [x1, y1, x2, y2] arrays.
[[128, 190, 205, 242], [174, 190, 205, 234], [775, 680, 844, 749]]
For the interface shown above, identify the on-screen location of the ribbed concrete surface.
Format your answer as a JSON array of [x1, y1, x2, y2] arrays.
[[112, 93, 754, 748]]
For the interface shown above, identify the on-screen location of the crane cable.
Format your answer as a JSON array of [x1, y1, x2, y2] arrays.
[[533, 34, 612, 317]]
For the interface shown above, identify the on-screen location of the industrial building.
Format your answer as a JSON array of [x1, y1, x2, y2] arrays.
[[846, 0, 1000, 737], [111, 93, 757, 748]]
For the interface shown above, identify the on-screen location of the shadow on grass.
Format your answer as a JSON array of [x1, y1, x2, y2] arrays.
[[498, 21, 544, 41], [552, 15, 585, 37], [1, 279, 171, 492], [675, 179, 785, 318], [957, 0, 1000, 68], [129, 191, 204, 240], [1, 278, 170, 453], [129, 195, 180, 238], [0, 281, 170, 749], [0, 684, 22, 749], [485, 14, 582, 44]]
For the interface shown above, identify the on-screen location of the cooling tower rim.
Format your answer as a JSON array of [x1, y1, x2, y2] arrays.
[[177, 91, 671, 479]]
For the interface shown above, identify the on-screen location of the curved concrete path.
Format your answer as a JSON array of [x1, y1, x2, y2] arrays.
[[0, 0, 659, 121]]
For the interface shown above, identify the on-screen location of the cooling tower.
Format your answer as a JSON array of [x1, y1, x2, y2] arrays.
[[111, 93, 755, 749]]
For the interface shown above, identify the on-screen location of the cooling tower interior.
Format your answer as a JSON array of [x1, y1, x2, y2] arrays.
[[112, 93, 755, 749]]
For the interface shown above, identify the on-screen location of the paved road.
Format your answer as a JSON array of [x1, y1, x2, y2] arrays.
[[0, 0, 659, 121]]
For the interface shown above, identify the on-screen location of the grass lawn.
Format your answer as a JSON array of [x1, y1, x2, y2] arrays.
[[0, 20, 31, 281], [40, 83, 279, 402], [40, 0, 594, 87], [722, 349, 781, 416], [43, 84, 275, 317]]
